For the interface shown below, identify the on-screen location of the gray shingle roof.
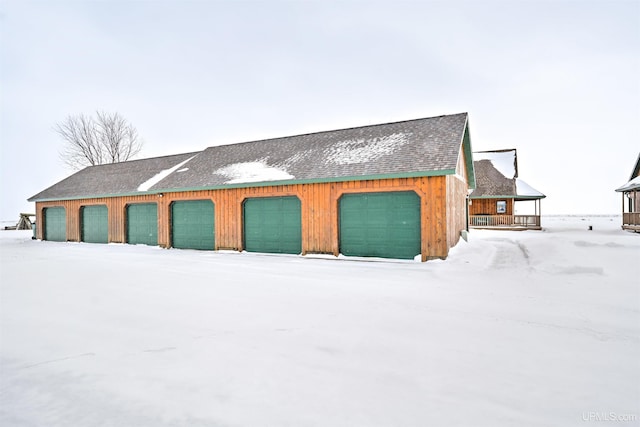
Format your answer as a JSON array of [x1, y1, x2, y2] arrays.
[[470, 149, 545, 199], [28, 152, 198, 201], [470, 159, 516, 197], [29, 113, 472, 202]]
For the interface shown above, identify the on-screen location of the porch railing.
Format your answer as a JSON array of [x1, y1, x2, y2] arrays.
[[622, 212, 640, 226], [469, 215, 541, 228]]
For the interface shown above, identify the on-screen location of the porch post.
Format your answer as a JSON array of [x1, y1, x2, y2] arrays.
[[538, 199, 542, 226], [629, 188, 640, 225]]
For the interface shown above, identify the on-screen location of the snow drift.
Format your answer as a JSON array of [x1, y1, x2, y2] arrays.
[[0, 216, 638, 426]]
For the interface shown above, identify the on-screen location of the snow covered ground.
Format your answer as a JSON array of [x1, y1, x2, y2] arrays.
[[1, 215, 638, 426]]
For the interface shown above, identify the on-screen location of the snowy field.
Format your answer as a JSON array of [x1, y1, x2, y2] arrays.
[[1, 215, 638, 426]]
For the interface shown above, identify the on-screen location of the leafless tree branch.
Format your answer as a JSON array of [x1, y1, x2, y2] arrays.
[[56, 111, 143, 170]]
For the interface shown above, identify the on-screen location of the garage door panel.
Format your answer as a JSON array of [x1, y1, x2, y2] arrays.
[[44, 207, 66, 242], [339, 191, 421, 260], [340, 213, 362, 224], [127, 203, 158, 246], [394, 229, 417, 240], [171, 200, 215, 250], [283, 213, 300, 223], [82, 205, 108, 243], [243, 197, 301, 254]]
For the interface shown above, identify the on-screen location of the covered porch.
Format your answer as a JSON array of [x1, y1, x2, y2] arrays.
[[622, 212, 640, 231], [616, 154, 640, 232], [469, 197, 543, 230], [616, 182, 640, 232]]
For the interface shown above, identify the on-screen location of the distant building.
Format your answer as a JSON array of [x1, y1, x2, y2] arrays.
[[469, 149, 545, 230], [28, 113, 476, 261], [615, 153, 640, 232]]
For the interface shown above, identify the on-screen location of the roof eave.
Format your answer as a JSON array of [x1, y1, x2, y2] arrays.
[[28, 169, 458, 203], [461, 118, 476, 190], [470, 194, 546, 200], [615, 175, 640, 192], [150, 169, 458, 194], [615, 186, 640, 192], [515, 195, 546, 200]]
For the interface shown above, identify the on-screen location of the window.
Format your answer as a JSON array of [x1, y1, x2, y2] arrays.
[[496, 200, 507, 214]]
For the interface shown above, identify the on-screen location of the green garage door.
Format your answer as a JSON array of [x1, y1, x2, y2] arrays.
[[171, 200, 215, 250], [243, 196, 302, 254], [44, 207, 66, 242], [127, 203, 158, 246], [81, 205, 108, 244], [339, 191, 421, 259]]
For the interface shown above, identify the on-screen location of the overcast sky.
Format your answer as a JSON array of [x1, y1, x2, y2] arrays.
[[1, 0, 638, 220]]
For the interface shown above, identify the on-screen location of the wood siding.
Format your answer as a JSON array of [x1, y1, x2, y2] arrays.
[[469, 198, 514, 216], [35, 175, 468, 261], [445, 146, 471, 251], [445, 174, 469, 251]]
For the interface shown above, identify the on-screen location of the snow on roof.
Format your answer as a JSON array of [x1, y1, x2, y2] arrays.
[[214, 161, 294, 184], [27, 152, 199, 202], [615, 175, 640, 192], [516, 178, 545, 198], [137, 156, 196, 191], [471, 149, 545, 199], [473, 150, 516, 179], [326, 133, 410, 165], [29, 113, 473, 201]]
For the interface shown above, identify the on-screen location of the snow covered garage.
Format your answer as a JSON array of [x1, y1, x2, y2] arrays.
[[28, 113, 475, 261]]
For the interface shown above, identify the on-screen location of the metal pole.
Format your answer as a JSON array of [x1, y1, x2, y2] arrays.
[[466, 196, 469, 232]]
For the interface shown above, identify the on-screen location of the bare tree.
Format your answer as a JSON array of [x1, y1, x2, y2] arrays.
[[56, 111, 143, 169]]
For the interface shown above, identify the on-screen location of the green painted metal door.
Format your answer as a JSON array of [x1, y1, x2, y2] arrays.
[[339, 191, 421, 259], [81, 205, 108, 243], [126, 203, 158, 246], [243, 196, 302, 254], [171, 200, 215, 250], [44, 207, 66, 242]]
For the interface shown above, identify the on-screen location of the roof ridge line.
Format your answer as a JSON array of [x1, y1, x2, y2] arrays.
[[204, 112, 469, 150], [85, 151, 202, 168]]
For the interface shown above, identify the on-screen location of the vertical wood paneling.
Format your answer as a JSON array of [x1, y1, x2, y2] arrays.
[[158, 197, 167, 247], [446, 174, 468, 249], [469, 198, 514, 216], [417, 176, 440, 260], [34, 173, 470, 260]]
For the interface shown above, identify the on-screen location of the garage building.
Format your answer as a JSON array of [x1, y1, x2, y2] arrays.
[[28, 113, 475, 261]]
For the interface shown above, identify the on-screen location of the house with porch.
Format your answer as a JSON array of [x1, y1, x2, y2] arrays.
[[468, 149, 545, 230], [615, 153, 640, 232]]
